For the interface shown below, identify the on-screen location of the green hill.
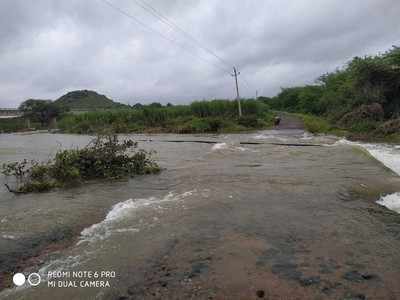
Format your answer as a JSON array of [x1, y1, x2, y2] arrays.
[[55, 90, 126, 110]]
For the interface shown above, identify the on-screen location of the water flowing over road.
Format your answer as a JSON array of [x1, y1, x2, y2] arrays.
[[0, 129, 400, 299]]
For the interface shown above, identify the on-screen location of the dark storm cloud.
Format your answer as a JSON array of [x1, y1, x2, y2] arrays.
[[0, 0, 399, 107]]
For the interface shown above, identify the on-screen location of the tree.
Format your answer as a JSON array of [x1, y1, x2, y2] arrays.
[[149, 102, 163, 108], [19, 99, 60, 126], [19, 99, 51, 111]]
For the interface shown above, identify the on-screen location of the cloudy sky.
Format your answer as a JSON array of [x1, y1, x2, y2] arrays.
[[0, 0, 399, 107]]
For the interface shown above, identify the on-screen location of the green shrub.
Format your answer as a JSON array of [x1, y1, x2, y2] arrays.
[[2, 135, 160, 193], [188, 118, 211, 132], [238, 116, 262, 128], [300, 114, 332, 134], [349, 120, 378, 133]]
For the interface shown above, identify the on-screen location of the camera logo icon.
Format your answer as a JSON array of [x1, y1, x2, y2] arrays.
[[28, 273, 41, 286], [13, 273, 41, 287], [12, 273, 25, 286]]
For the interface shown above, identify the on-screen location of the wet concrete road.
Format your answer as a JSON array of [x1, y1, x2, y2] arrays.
[[1, 128, 400, 300]]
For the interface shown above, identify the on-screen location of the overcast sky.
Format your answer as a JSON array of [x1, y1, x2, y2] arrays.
[[0, 0, 399, 107]]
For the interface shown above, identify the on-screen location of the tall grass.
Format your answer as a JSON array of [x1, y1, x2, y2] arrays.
[[0, 118, 35, 133], [58, 99, 272, 134]]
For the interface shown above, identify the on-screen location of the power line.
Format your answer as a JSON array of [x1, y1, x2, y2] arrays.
[[241, 76, 252, 90], [131, 0, 257, 97], [132, 0, 233, 70], [99, 0, 257, 99], [99, 0, 230, 73]]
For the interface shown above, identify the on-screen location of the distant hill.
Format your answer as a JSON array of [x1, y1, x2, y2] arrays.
[[55, 90, 126, 110]]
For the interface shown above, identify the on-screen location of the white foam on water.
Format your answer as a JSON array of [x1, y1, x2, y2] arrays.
[[211, 143, 253, 152], [334, 139, 400, 214], [335, 139, 400, 175], [300, 132, 314, 140], [253, 134, 289, 142], [1, 234, 16, 240], [235, 146, 251, 152], [38, 255, 83, 276], [78, 190, 195, 244], [212, 143, 228, 150], [113, 228, 140, 234], [253, 134, 275, 140], [377, 193, 400, 213]]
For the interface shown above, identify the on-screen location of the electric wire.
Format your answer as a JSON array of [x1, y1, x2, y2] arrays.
[[132, 0, 233, 70], [100, 0, 230, 73], [100, 0, 257, 97]]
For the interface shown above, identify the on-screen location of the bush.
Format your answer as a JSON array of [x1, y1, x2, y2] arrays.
[[349, 120, 379, 133], [299, 114, 332, 134], [2, 135, 160, 193], [238, 116, 262, 128], [187, 118, 211, 132]]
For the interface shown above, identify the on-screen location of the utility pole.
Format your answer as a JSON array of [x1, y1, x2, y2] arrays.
[[256, 90, 258, 100], [232, 67, 242, 118]]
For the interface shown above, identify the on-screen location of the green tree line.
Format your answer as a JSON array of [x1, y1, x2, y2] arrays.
[[266, 46, 400, 138]]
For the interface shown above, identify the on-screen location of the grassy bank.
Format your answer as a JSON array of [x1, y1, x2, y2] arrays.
[[0, 118, 40, 133], [292, 113, 400, 143], [292, 114, 346, 135], [0, 118, 25, 133], [58, 99, 275, 134]]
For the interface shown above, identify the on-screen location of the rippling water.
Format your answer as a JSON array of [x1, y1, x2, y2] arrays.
[[334, 139, 400, 213], [0, 130, 400, 299]]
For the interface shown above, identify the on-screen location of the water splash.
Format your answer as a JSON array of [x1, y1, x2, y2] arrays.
[[1, 235, 16, 240], [377, 193, 400, 213], [334, 139, 400, 175], [211, 143, 228, 151], [78, 190, 196, 244], [300, 132, 314, 140], [253, 134, 289, 142], [211, 143, 251, 152], [334, 139, 400, 213]]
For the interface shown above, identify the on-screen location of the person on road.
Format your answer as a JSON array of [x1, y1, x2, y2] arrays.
[[274, 116, 281, 126]]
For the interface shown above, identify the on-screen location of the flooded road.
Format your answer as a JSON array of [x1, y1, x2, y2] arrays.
[[1, 129, 400, 299]]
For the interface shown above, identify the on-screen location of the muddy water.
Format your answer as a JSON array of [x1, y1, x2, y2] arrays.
[[0, 131, 400, 300]]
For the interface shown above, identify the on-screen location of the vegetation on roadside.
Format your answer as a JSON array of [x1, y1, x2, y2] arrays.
[[1, 135, 160, 193], [0, 118, 36, 133], [0, 90, 274, 134], [58, 99, 274, 134], [264, 46, 400, 142], [286, 114, 347, 136]]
